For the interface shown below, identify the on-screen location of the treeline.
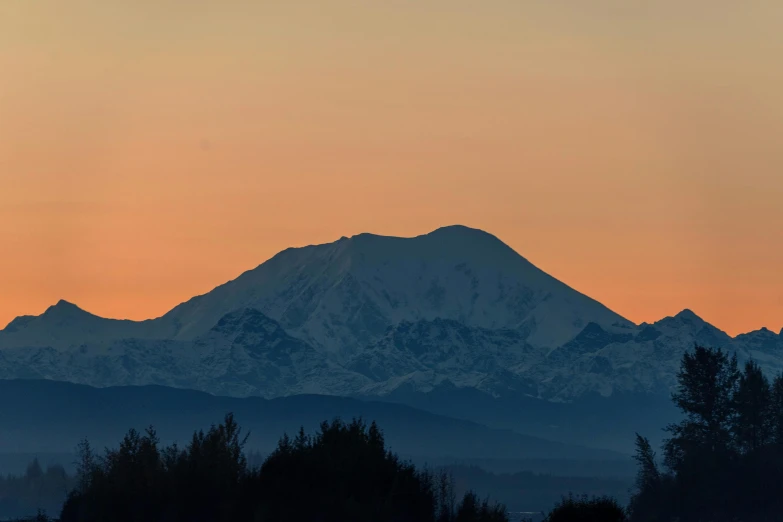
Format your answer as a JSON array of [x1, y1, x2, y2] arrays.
[[59, 416, 509, 522], [445, 465, 631, 514], [3, 455, 633, 521], [0, 459, 73, 520], [495, 344, 783, 521], [628, 346, 783, 522], [538, 345, 783, 521]]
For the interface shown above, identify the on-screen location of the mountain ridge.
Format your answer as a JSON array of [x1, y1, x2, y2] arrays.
[[0, 378, 628, 463], [3, 227, 775, 340], [1, 225, 633, 356], [1, 224, 780, 416]]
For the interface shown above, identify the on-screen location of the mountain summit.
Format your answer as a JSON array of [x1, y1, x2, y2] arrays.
[[154, 225, 633, 359], [0, 223, 632, 363]]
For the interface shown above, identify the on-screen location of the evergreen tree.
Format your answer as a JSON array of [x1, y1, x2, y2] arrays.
[[631, 434, 659, 492], [627, 434, 677, 522], [544, 494, 626, 522], [60, 414, 507, 522], [74, 438, 95, 494], [630, 346, 783, 521], [770, 373, 783, 444], [732, 360, 773, 453], [663, 345, 739, 471], [455, 491, 479, 522], [455, 491, 507, 522], [435, 469, 456, 522]]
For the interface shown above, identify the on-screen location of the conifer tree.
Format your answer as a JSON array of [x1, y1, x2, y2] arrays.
[[74, 438, 95, 494], [770, 373, 783, 444], [632, 434, 659, 493], [663, 345, 739, 470], [732, 360, 773, 453]]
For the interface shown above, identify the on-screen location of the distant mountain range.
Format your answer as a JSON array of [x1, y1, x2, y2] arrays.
[[0, 379, 625, 464], [1, 225, 780, 452]]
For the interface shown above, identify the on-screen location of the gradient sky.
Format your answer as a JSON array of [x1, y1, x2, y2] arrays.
[[1, 1, 782, 336]]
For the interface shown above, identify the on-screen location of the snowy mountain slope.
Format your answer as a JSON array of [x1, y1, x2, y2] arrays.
[[349, 309, 781, 401], [732, 327, 783, 376], [154, 225, 634, 360], [347, 318, 543, 396], [190, 308, 370, 396], [5, 304, 771, 406], [344, 309, 780, 402], [523, 309, 770, 401], [349, 318, 536, 378], [0, 309, 369, 399], [0, 314, 541, 400], [0, 300, 166, 349], [1, 226, 632, 363]]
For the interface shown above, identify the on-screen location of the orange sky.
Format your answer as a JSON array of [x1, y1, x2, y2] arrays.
[[1, 1, 782, 336]]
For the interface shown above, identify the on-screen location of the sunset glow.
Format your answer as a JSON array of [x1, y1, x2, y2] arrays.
[[1, 1, 782, 335]]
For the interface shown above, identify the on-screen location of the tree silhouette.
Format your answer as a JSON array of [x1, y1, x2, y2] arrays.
[[663, 345, 739, 471], [58, 415, 508, 522], [629, 345, 783, 521], [733, 360, 773, 453], [543, 494, 626, 522], [770, 373, 783, 444], [74, 439, 95, 495]]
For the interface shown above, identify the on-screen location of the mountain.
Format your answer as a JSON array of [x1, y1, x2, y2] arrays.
[[3, 304, 744, 405], [158, 225, 633, 358], [354, 309, 780, 452], [0, 379, 627, 465], [526, 309, 737, 400], [0, 225, 638, 402], [733, 327, 783, 375], [1, 225, 780, 453], [0, 308, 369, 399], [0, 300, 166, 349], [1, 225, 632, 361]]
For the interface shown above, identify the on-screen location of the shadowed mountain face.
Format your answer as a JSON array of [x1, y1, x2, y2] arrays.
[[347, 318, 538, 392], [0, 293, 768, 406]]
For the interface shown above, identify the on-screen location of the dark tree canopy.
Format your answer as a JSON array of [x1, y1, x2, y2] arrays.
[[770, 373, 783, 444], [58, 415, 508, 522], [543, 494, 626, 522], [663, 345, 739, 471], [630, 345, 783, 522], [733, 360, 773, 453]]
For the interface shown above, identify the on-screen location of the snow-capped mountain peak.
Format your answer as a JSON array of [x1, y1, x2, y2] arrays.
[[45, 299, 83, 314], [674, 308, 701, 321], [2, 225, 780, 407], [155, 225, 633, 360], [3, 300, 88, 332]]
